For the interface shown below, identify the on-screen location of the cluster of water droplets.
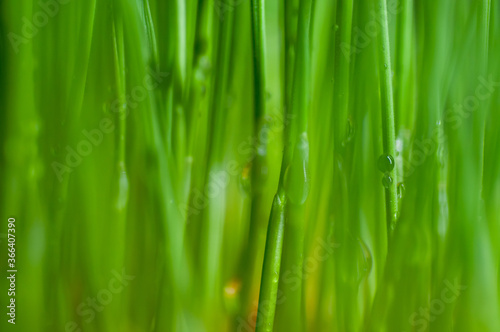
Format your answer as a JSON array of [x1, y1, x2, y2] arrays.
[[377, 153, 394, 188]]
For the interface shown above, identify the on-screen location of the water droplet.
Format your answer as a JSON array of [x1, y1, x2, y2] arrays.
[[438, 184, 449, 236], [384, 63, 388, 69], [199, 55, 211, 71], [257, 145, 266, 157], [266, 91, 272, 100], [284, 133, 310, 205], [395, 138, 403, 156], [397, 182, 406, 199], [334, 24, 339, 31], [116, 170, 129, 210], [377, 154, 395, 172], [382, 173, 392, 189], [438, 146, 446, 168], [342, 118, 355, 146], [195, 55, 211, 82]]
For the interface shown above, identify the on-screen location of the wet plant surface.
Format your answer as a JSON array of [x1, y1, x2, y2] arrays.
[[1, 0, 500, 331]]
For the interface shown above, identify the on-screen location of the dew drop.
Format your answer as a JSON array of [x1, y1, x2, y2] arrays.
[[257, 145, 266, 157], [437, 146, 446, 168], [384, 63, 388, 69], [284, 133, 310, 205], [395, 138, 403, 156], [377, 154, 395, 172], [195, 55, 211, 82], [382, 173, 392, 189], [342, 118, 355, 146], [199, 55, 211, 72], [397, 182, 406, 199], [116, 170, 129, 210], [266, 91, 272, 100]]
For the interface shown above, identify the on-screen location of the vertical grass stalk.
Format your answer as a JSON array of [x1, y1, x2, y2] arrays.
[[273, 0, 313, 330], [255, 190, 286, 332], [239, 0, 269, 312], [377, 0, 398, 231]]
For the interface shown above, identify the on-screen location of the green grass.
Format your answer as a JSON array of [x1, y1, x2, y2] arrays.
[[1, 0, 500, 331]]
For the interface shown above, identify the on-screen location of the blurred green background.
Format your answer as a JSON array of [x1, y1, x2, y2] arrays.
[[1, 0, 500, 331]]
